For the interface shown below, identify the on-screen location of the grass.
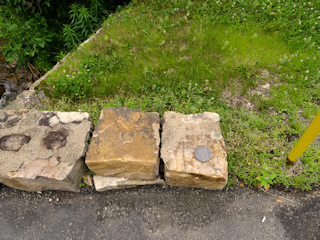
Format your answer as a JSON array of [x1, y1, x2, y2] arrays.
[[37, 0, 319, 191]]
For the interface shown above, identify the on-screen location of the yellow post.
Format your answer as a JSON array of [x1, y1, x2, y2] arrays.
[[287, 111, 320, 165]]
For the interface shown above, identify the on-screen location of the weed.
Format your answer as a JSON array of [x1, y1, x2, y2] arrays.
[[52, 70, 94, 101], [256, 170, 277, 191], [79, 177, 87, 188]]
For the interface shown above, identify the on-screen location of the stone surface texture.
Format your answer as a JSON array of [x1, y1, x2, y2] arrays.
[[161, 111, 228, 190], [0, 110, 93, 192], [86, 108, 160, 180], [93, 175, 165, 192]]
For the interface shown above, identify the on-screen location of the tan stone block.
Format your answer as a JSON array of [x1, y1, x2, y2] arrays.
[[93, 175, 165, 192], [85, 108, 160, 180], [161, 112, 228, 190]]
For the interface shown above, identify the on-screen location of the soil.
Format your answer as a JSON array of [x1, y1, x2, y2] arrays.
[[0, 184, 319, 240]]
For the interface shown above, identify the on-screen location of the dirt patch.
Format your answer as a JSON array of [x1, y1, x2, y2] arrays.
[[249, 82, 271, 98], [221, 69, 275, 110]]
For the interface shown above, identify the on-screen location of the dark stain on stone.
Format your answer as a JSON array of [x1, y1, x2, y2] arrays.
[[7, 117, 20, 127], [0, 113, 21, 129], [0, 134, 31, 151], [0, 85, 5, 97], [41, 127, 69, 150], [38, 112, 57, 127], [69, 120, 82, 125], [0, 113, 7, 123]]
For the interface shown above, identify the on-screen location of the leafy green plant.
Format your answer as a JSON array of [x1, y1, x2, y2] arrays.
[[62, 3, 98, 49], [256, 170, 277, 191], [61, 0, 115, 50], [0, 7, 54, 66], [54, 50, 68, 62], [79, 177, 87, 188], [0, 0, 123, 69]]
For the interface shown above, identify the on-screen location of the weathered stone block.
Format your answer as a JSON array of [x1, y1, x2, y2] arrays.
[[85, 108, 160, 180], [93, 175, 165, 192], [0, 110, 93, 192], [161, 112, 228, 190]]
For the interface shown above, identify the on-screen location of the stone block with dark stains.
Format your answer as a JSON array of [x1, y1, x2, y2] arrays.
[[160, 112, 228, 190], [0, 110, 93, 192], [86, 108, 160, 180]]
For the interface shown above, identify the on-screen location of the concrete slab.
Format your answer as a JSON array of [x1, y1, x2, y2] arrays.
[[93, 175, 165, 192], [160, 111, 228, 190], [0, 110, 93, 192], [86, 108, 160, 180]]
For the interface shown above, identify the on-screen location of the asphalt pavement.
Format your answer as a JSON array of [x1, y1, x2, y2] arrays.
[[0, 184, 319, 240]]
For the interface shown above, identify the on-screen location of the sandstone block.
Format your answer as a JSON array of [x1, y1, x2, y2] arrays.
[[160, 112, 228, 190], [0, 110, 93, 192], [93, 175, 165, 192], [85, 108, 160, 180]]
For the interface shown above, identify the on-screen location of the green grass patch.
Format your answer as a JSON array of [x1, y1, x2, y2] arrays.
[[37, 0, 320, 191]]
